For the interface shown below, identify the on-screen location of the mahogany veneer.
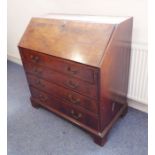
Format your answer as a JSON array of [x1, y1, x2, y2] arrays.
[[18, 14, 133, 146]]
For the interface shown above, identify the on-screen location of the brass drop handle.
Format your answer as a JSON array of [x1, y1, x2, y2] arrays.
[[30, 55, 40, 63], [35, 79, 44, 87], [67, 66, 78, 74], [70, 110, 82, 119], [68, 94, 80, 104], [66, 80, 78, 89], [33, 68, 42, 74], [39, 94, 48, 102]]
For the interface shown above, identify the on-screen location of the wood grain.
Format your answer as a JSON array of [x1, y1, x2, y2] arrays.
[[19, 15, 133, 146], [19, 18, 114, 67]]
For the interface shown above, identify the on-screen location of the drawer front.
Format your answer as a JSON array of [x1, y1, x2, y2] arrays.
[[30, 87, 99, 130], [58, 101, 99, 130], [20, 48, 98, 84], [30, 86, 60, 110], [27, 74, 98, 113], [25, 63, 98, 99]]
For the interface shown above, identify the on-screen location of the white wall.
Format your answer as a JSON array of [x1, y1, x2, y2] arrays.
[[7, 0, 148, 112]]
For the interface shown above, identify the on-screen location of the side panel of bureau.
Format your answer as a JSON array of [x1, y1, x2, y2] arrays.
[[99, 18, 133, 130]]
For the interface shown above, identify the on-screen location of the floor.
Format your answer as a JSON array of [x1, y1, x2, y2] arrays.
[[7, 61, 148, 155]]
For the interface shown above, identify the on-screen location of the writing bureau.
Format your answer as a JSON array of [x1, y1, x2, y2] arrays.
[[18, 14, 133, 146]]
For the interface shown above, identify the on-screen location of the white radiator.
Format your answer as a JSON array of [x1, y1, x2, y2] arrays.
[[128, 43, 148, 112]]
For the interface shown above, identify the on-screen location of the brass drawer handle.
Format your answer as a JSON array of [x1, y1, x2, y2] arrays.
[[66, 80, 78, 89], [70, 110, 82, 119], [30, 55, 40, 63], [39, 94, 48, 102], [33, 68, 42, 74], [35, 79, 44, 87], [67, 66, 78, 75], [68, 94, 80, 104]]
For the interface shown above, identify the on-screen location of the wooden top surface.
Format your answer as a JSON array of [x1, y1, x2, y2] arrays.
[[19, 15, 129, 67], [38, 14, 129, 24]]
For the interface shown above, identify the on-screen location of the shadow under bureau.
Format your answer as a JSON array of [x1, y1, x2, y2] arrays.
[[18, 14, 133, 146]]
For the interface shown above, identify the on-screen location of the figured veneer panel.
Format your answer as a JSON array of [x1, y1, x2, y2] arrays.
[[19, 18, 115, 67]]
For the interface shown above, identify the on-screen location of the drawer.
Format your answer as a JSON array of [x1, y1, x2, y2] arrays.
[[20, 48, 98, 84], [30, 86, 60, 110], [25, 63, 98, 99], [27, 74, 98, 113], [58, 101, 99, 130], [30, 87, 99, 130]]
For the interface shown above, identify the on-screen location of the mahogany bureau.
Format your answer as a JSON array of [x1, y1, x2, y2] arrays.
[[18, 14, 133, 146]]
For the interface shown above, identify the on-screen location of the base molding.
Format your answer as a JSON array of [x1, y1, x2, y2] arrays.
[[128, 98, 148, 113], [97, 104, 127, 138]]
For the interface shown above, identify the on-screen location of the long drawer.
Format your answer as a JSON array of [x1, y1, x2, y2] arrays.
[[20, 48, 98, 84], [30, 86, 99, 130], [25, 62, 98, 99], [27, 74, 98, 113]]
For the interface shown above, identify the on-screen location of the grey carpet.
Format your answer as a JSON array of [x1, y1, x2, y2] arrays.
[[7, 61, 148, 155]]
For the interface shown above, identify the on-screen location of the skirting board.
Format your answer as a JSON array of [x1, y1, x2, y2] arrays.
[[128, 98, 148, 113], [7, 54, 22, 65], [7, 54, 148, 113]]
